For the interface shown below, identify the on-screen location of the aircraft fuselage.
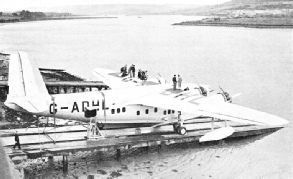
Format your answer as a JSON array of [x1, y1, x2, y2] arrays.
[[40, 85, 199, 124]]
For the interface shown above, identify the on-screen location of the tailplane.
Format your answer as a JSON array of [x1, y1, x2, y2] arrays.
[[4, 52, 51, 113]]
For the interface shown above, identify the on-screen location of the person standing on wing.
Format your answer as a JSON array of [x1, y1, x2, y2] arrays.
[[132, 65, 136, 78], [178, 75, 182, 90], [172, 75, 177, 90]]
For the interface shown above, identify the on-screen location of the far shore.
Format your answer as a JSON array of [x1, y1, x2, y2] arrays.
[[0, 16, 117, 24], [173, 17, 293, 29]]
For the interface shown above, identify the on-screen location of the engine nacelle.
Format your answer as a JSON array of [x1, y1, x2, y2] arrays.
[[218, 92, 232, 103], [197, 85, 213, 96]]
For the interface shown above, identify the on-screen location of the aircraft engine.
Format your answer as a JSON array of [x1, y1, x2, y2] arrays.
[[197, 85, 212, 96], [218, 92, 232, 103], [223, 92, 232, 103], [218, 86, 232, 103]]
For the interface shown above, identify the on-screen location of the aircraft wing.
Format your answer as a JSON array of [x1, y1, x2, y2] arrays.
[[124, 93, 288, 126], [92, 68, 162, 89], [197, 102, 288, 126], [92, 68, 137, 89]]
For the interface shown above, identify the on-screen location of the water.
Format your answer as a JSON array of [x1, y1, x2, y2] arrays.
[[1, 15, 292, 178]]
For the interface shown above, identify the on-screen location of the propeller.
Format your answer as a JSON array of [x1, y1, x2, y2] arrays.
[[218, 86, 242, 103], [218, 86, 232, 102], [157, 73, 165, 84], [191, 75, 208, 96]]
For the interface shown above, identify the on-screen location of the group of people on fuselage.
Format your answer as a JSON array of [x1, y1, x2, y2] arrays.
[[172, 74, 182, 90], [120, 64, 148, 81]]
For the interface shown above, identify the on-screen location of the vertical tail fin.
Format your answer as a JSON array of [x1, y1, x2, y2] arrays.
[[5, 51, 50, 113]]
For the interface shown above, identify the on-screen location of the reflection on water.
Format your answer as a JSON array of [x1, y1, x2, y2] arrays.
[[1, 15, 292, 178]]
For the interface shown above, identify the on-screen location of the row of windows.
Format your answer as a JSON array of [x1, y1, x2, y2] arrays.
[[110, 107, 175, 116], [111, 107, 126, 114], [163, 110, 175, 115], [137, 109, 175, 116], [46, 86, 109, 94]]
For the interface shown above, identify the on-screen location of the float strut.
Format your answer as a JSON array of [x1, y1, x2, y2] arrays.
[[157, 145, 162, 154], [145, 146, 150, 153], [62, 155, 68, 176], [116, 149, 121, 161]]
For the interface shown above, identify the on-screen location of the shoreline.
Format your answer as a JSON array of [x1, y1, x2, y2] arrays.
[[173, 22, 293, 29], [173, 17, 293, 29], [0, 16, 117, 24]]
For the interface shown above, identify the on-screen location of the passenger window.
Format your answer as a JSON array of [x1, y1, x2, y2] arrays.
[[172, 110, 175, 114], [163, 110, 166, 115], [111, 109, 115, 114], [122, 107, 126, 112], [154, 108, 158, 113], [145, 109, 149, 114], [137, 111, 140, 115], [117, 108, 120, 113], [168, 110, 171, 114]]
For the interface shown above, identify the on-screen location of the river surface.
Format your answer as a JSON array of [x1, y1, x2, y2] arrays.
[[0, 15, 292, 178]]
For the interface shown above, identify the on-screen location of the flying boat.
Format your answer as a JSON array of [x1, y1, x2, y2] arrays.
[[4, 52, 289, 142]]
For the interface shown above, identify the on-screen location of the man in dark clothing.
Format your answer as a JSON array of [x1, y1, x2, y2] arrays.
[[121, 65, 128, 77], [142, 71, 148, 81], [128, 64, 135, 78], [172, 75, 177, 90], [128, 65, 132, 78], [132, 65, 136, 78], [138, 69, 142, 80], [13, 131, 21, 149]]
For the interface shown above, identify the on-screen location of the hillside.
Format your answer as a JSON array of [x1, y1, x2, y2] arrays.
[[25, 1, 293, 16], [170, 0, 293, 16], [173, 0, 293, 28], [28, 4, 200, 16]]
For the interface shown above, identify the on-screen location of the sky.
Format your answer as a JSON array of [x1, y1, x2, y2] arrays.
[[1, 0, 230, 11]]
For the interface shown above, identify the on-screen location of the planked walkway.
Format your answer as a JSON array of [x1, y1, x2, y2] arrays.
[[0, 120, 283, 159]]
